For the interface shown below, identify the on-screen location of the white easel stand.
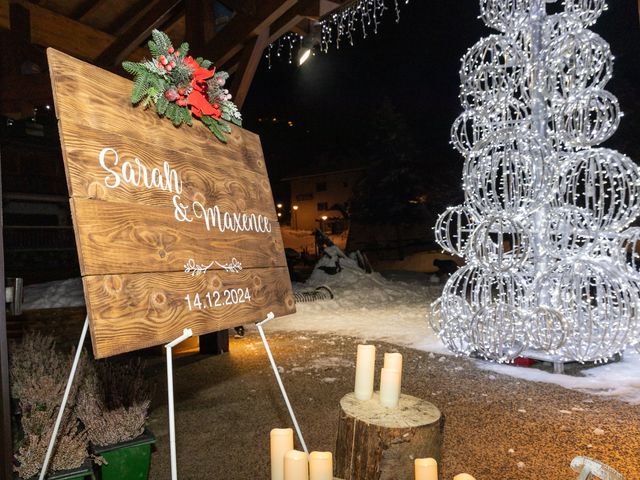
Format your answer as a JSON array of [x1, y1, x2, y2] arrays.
[[256, 312, 308, 454], [165, 328, 194, 480], [39, 317, 90, 480]]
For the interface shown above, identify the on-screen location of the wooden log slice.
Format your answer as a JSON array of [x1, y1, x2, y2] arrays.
[[335, 392, 444, 480]]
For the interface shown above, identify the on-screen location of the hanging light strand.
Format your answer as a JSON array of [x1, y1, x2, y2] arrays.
[[268, 0, 409, 59]]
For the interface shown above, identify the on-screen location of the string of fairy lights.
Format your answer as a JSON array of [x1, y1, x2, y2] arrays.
[[432, 0, 640, 364], [265, 0, 410, 68]]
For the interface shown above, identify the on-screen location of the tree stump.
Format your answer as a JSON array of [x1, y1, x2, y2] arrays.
[[335, 392, 444, 480]]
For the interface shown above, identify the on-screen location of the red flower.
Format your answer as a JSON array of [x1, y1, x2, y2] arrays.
[[183, 56, 221, 119]]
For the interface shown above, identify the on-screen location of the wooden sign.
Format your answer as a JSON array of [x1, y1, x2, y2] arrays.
[[47, 49, 295, 358]]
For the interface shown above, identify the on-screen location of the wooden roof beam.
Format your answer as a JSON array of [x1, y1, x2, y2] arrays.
[[0, 1, 148, 62], [229, 28, 269, 110], [185, 0, 216, 51], [204, 0, 298, 67], [218, 0, 256, 16], [95, 0, 184, 68], [70, 0, 102, 21], [268, 0, 339, 43]]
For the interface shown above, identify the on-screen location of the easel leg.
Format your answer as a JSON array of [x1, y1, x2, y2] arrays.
[[165, 328, 193, 480], [38, 316, 89, 480], [256, 313, 308, 454]]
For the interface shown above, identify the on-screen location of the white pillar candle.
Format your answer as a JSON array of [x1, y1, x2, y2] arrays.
[[354, 344, 376, 400], [414, 458, 437, 480], [453, 474, 476, 480], [284, 450, 309, 480], [379, 368, 401, 408], [384, 352, 403, 376], [271, 428, 294, 480], [309, 451, 333, 480]]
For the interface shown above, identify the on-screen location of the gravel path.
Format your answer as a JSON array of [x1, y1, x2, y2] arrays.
[[147, 331, 640, 480]]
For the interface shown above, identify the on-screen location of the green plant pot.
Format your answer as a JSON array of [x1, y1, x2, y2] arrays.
[[93, 430, 155, 480], [23, 459, 93, 480]]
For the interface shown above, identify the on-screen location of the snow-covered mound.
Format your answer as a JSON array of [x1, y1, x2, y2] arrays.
[[301, 246, 428, 304], [277, 246, 443, 350], [23, 277, 85, 310]]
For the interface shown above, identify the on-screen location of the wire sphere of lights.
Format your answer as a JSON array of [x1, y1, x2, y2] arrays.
[[459, 35, 528, 109], [557, 149, 640, 231], [431, 296, 475, 355], [535, 260, 636, 362], [544, 206, 593, 259], [451, 98, 530, 155], [434, 205, 478, 257], [543, 29, 612, 98], [462, 133, 555, 214], [526, 307, 567, 352], [439, 266, 529, 359], [479, 0, 531, 32], [432, 0, 640, 364], [554, 88, 620, 148], [471, 304, 527, 361], [470, 215, 530, 272], [563, 0, 608, 26]]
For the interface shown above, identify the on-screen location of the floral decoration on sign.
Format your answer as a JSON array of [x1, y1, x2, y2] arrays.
[[122, 30, 242, 143]]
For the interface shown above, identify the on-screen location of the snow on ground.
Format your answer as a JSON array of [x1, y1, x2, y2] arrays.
[[267, 247, 447, 354], [478, 352, 640, 405], [21, 247, 640, 404], [22, 277, 85, 309]]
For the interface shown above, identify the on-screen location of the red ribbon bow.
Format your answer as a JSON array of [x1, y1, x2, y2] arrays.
[[184, 56, 221, 119]]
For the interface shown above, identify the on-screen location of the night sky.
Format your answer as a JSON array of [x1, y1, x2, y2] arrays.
[[242, 0, 640, 187]]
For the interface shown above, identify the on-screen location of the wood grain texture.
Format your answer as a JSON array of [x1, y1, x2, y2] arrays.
[[335, 393, 444, 480], [58, 123, 274, 210], [47, 48, 295, 357], [84, 267, 296, 358], [48, 49, 266, 174], [71, 197, 286, 275]]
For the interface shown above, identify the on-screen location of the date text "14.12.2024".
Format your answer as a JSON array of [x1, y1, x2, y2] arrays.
[[184, 287, 251, 311]]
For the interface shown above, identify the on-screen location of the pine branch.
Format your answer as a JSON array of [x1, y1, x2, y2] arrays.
[[202, 116, 227, 143], [151, 30, 173, 53], [156, 96, 169, 115], [178, 42, 189, 57], [148, 40, 161, 58], [122, 61, 147, 76], [131, 75, 149, 104]]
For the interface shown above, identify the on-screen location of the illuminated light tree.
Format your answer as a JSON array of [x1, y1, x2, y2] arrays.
[[432, 0, 640, 363]]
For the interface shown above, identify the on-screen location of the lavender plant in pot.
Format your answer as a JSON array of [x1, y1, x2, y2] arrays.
[[10, 333, 92, 480], [76, 359, 154, 480]]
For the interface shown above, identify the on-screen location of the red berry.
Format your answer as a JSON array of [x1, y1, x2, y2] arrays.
[[159, 55, 167, 64], [213, 103, 219, 109], [168, 47, 175, 54], [178, 89, 185, 95], [166, 65, 172, 72], [177, 99, 186, 107], [170, 61, 176, 68], [164, 89, 178, 101], [174, 51, 180, 57]]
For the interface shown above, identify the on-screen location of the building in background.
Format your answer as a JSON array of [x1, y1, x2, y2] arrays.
[[282, 167, 365, 232]]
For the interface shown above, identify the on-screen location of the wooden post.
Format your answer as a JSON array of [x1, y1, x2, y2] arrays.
[[0, 148, 13, 480], [335, 393, 444, 480]]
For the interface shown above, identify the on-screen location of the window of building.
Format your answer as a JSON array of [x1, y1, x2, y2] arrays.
[[317, 202, 328, 211], [316, 182, 327, 192]]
